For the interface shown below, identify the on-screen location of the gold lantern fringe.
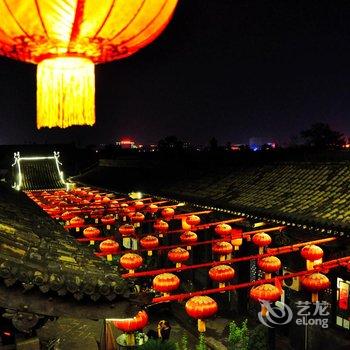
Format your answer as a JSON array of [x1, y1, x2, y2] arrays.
[[37, 57, 95, 129]]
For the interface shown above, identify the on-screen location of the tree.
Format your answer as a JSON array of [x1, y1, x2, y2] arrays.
[[228, 320, 249, 350], [158, 136, 184, 153], [300, 123, 345, 149], [196, 334, 207, 350]]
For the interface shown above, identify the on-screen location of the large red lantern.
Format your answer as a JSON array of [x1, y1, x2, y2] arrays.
[[0, 1, 178, 129], [209, 265, 235, 288], [212, 242, 233, 261], [153, 273, 180, 296], [147, 204, 158, 214], [215, 224, 232, 236], [250, 284, 282, 317], [101, 214, 116, 229], [185, 296, 218, 332], [186, 215, 201, 227], [119, 224, 135, 237], [301, 245, 324, 270], [154, 220, 169, 238], [83, 226, 100, 244], [140, 235, 159, 256], [120, 253, 143, 274], [257, 256, 281, 279], [69, 216, 85, 232], [252, 233, 272, 254], [99, 239, 119, 261], [134, 201, 144, 210], [113, 310, 148, 346], [168, 247, 190, 268], [301, 273, 330, 302], [180, 231, 198, 250], [61, 211, 75, 222], [130, 212, 145, 227]]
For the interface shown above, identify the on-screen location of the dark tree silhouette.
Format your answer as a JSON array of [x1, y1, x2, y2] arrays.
[[158, 136, 184, 152], [300, 123, 345, 149]]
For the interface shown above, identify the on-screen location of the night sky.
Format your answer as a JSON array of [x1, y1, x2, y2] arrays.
[[0, 0, 350, 146]]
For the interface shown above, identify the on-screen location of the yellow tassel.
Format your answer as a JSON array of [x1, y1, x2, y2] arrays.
[[198, 319, 206, 332], [126, 333, 135, 346], [107, 254, 112, 261], [37, 57, 95, 129], [147, 250, 153, 256], [312, 293, 318, 303]]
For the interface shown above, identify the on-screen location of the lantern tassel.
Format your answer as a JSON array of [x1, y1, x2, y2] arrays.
[[198, 319, 206, 332], [37, 57, 95, 129]]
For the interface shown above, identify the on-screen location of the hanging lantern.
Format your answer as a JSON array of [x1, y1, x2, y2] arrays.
[[147, 204, 159, 214], [301, 273, 330, 302], [252, 233, 272, 254], [69, 216, 85, 231], [99, 239, 119, 261], [230, 228, 243, 250], [140, 235, 159, 256], [134, 201, 144, 210], [120, 253, 143, 274], [120, 203, 130, 221], [215, 224, 232, 237], [250, 284, 282, 317], [101, 214, 116, 230], [209, 265, 235, 288], [102, 196, 111, 205], [212, 242, 233, 261], [168, 247, 190, 268], [161, 207, 175, 221], [83, 226, 100, 245], [153, 273, 180, 296], [61, 211, 75, 222], [113, 310, 148, 346], [130, 212, 145, 227], [119, 224, 135, 247], [186, 215, 201, 228], [90, 208, 105, 223], [257, 256, 281, 279], [185, 296, 218, 332], [301, 245, 324, 270], [180, 231, 198, 250], [47, 206, 61, 218], [154, 220, 169, 238]]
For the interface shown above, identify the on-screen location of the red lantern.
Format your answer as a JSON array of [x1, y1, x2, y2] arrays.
[[180, 231, 198, 250], [153, 273, 180, 296], [83, 226, 100, 244], [186, 215, 201, 227], [257, 256, 281, 279], [130, 212, 145, 227], [215, 224, 232, 236], [99, 239, 119, 261], [161, 207, 175, 221], [168, 247, 190, 268], [209, 265, 235, 288], [140, 235, 159, 256], [250, 284, 282, 317], [102, 196, 111, 204], [252, 233, 272, 254], [134, 201, 144, 210], [119, 224, 135, 237], [147, 204, 159, 214], [69, 216, 85, 231], [301, 273, 330, 302], [101, 214, 116, 229], [301, 245, 324, 270], [212, 242, 233, 261], [61, 211, 75, 222], [90, 208, 105, 223], [154, 220, 169, 237], [47, 206, 61, 217], [113, 310, 148, 346], [185, 296, 218, 332], [120, 253, 143, 274]]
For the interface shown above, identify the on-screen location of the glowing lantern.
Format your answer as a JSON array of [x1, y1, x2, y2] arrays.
[[168, 247, 190, 268], [153, 273, 180, 296], [186, 215, 201, 227], [99, 239, 119, 261], [0, 1, 179, 128], [47, 206, 61, 218], [180, 231, 198, 250], [154, 220, 169, 238], [113, 310, 148, 346], [209, 265, 235, 288], [252, 233, 272, 254], [301, 245, 324, 270], [301, 273, 330, 302], [147, 204, 158, 214], [250, 284, 282, 317], [120, 253, 143, 274], [257, 256, 281, 279], [212, 242, 233, 261], [161, 207, 175, 221], [230, 228, 243, 250], [130, 212, 145, 227], [185, 296, 218, 332], [134, 201, 144, 210], [101, 214, 116, 230], [90, 208, 105, 223], [83, 226, 100, 245], [61, 211, 75, 222], [215, 224, 231, 236], [119, 224, 135, 247], [140, 235, 159, 256], [69, 216, 85, 231]]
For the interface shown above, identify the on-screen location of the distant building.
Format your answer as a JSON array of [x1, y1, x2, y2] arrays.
[[116, 139, 137, 149], [249, 137, 276, 151]]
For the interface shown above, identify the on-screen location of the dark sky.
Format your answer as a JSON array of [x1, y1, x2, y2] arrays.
[[1, 0, 350, 146]]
